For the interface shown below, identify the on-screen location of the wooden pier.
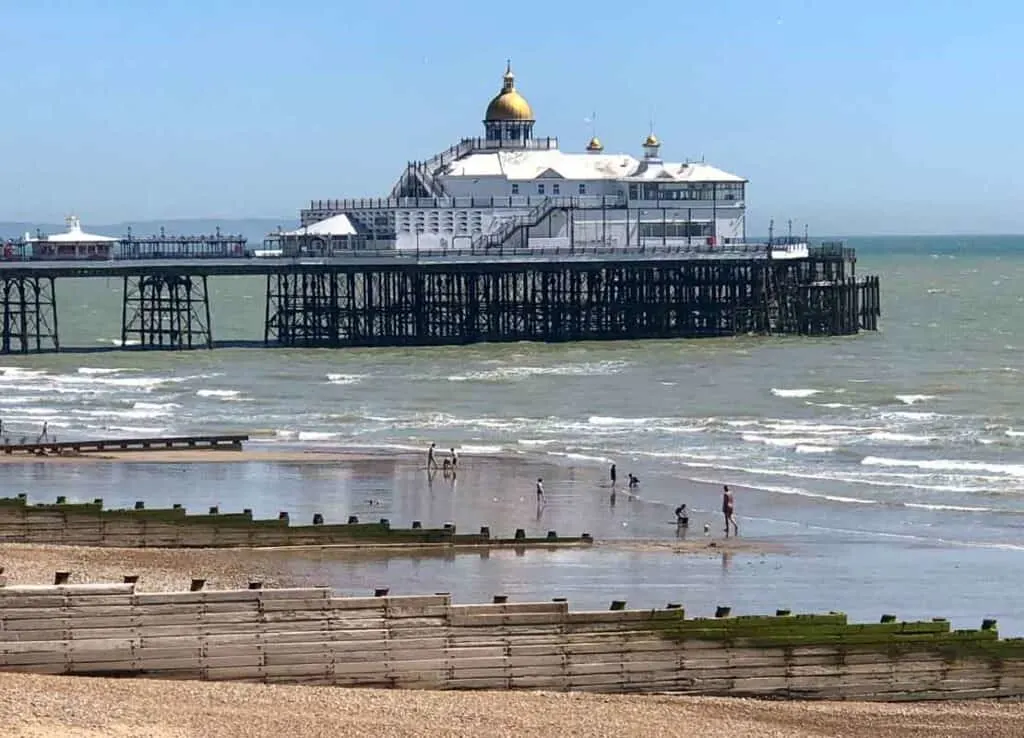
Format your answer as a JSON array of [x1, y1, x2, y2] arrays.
[[0, 244, 881, 353], [1, 434, 248, 455]]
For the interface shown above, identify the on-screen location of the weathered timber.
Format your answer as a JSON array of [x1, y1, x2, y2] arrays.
[[1, 434, 248, 455], [265, 250, 881, 348], [0, 495, 592, 549], [0, 582, 1020, 700]]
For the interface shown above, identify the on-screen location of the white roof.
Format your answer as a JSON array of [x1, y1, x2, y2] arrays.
[[282, 213, 357, 237], [441, 149, 745, 183], [30, 216, 117, 243]]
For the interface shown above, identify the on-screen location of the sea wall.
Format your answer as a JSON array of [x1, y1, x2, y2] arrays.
[[0, 581, 1021, 700], [0, 495, 589, 549]]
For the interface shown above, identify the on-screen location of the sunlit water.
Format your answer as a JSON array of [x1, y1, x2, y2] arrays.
[[2, 236, 1024, 632]]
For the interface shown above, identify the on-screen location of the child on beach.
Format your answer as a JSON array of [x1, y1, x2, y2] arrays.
[[536, 478, 545, 504]]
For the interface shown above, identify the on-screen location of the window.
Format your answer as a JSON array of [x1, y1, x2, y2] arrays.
[[511, 183, 519, 195], [538, 184, 545, 195], [578, 183, 586, 195], [552, 184, 560, 195], [629, 184, 638, 199]]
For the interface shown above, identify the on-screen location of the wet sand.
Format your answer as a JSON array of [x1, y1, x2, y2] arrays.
[[0, 672, 1021, 738], [0, 537, 774, 594]]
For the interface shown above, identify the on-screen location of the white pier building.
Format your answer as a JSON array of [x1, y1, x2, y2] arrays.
[[291, 64, 755, 255]]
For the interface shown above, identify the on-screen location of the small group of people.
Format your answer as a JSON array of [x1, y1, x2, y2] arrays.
[[608, 464, 640, 490], [426, 442, 459, 476], [673, 485, 738, 537]]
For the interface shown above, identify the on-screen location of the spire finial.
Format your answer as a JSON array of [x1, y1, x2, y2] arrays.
[[506, 58, 512, 75]]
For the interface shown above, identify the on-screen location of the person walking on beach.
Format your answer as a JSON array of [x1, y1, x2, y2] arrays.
[[536, 478, 545, 504], [674, 503, 689, 528], [449, 447, 458, 470], [427, 443, 439, 472], [609, 463, 617, 487], [722, 485, 738, 537], [37, 421, 49, 444]]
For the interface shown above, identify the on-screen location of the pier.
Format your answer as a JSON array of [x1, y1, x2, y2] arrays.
[[0, 242, 881, 353]]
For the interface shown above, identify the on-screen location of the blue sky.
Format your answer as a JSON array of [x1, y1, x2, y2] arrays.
[[0, 0, 1021, 234]]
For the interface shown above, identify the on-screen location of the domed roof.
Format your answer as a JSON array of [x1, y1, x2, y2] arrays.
[[643, 133, 660, 147], [484, 62, 534, 122], [586, 136, 604, 152]]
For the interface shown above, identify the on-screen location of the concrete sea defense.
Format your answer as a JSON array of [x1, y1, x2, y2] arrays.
[[0, 580, 1020, 700], [0, 495, 591, 549]]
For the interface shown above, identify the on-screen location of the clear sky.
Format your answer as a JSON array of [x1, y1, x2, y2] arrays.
[[1, 0, 1021, 235]]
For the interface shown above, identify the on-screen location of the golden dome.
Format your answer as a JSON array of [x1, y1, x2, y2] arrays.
[[484, 62, 534, 121], [586, 136, 604, 152], [643, 133, 660, 147]]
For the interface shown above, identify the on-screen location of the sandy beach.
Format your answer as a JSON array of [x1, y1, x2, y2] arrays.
[[0, 672, 1021, 738]]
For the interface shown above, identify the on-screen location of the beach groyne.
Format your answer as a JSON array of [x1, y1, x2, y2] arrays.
[[0, 495, 590, 549], [0, 581, 1020, 701]]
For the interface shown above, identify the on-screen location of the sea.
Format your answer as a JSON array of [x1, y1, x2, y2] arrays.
[[2, 235, 1024, 633]]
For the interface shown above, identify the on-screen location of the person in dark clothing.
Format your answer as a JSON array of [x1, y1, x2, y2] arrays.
[[610, 464, 617, 486], [674, 503, 689, 528], [722, 485, 738, 537]]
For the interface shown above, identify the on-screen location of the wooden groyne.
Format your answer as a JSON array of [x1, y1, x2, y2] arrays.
[[0, 581, 1019, 700], [0, 495, 591, 549], [1, 434, 248, 455]]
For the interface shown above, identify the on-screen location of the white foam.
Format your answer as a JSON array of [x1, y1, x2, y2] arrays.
[[326, 373, 364, 385], [0, 367, 48, 379], [903, 502, 993, 513], [771, 388, 821, 398], [518, 439, 556, 447], [447, 361, 630, 383], [548, 450, 614, 465], [297, 431, 340, 441], [588, 416, 653, 427], [794, 445, 835, 454], [742, 433, 829, 448], [133, 401, 181, 411], [73, 408, 171, 420], [867, 431, 937, 444], [689, 477, 875, 505], [862, 455, 1024, 478], [895, 394, 936, 405], [458, 444, 504, 454], [77, 367, 134, 376], [197, 389, 241, 399]]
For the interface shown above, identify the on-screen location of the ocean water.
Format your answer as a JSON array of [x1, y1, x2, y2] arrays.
[[2, 235, 1024, 631]]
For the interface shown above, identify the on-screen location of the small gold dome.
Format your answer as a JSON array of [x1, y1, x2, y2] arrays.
[[484, 62, 534, 121], [586, 136, 604, 152], [643, 133, 660, 147]]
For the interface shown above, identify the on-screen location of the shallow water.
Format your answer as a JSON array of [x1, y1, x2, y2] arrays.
[[2, 236, 1024, 632]]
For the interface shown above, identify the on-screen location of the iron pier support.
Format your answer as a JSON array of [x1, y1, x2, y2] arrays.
[[121, 273, 213, 349], [0, 276, 59, 354]]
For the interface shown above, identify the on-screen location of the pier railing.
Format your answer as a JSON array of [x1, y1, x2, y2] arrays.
[[303, 192, 626, 220]]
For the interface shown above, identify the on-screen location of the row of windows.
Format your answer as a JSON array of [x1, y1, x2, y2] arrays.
[[511, 182, 589, 196], [629, 183, 744, 201], [639, 222, 712, 238], [398, 225, 484, 235]]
